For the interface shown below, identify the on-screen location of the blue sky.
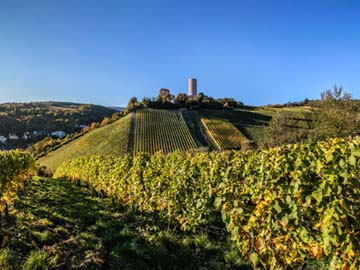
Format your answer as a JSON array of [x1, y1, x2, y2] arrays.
[[1, 0, 360, 106]]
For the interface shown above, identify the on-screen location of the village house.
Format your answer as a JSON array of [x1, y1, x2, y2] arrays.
[[23, 132, 31, 140], [51, 131, 66, 138], [33, 130, 48, 136], [0, 135, 7, 143], [8, 133, 19, 140]]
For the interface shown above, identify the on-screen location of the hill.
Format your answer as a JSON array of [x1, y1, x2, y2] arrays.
[[38, 114, 132, 173], [0, 101, 116, 149], [39, 106, 314, 172]]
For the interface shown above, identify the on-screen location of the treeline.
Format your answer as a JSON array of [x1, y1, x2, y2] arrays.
[[125, 88, 244, 113], [267, 98, 314, 108], [0, 151, 36, 224], [262, 85, 360, 148], [54, 136, 360, 269]]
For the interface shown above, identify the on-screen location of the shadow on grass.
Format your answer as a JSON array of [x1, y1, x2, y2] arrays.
[[198, 109, 272, 126], [0, 178, 250, 270]]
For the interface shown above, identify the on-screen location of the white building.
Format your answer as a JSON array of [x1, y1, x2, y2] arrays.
[[23, 132, 31, 140], [0, 136, 7, 143], [51, 131, 66, 138], [9, 133, 19, 140], [33, 130, 47, 136]]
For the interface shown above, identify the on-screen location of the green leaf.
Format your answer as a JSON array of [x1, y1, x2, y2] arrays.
[[274, 200, 282, 213], [312, 189, 323, 205], [214, 197, 223, 209], [348, 155, 356, 166]]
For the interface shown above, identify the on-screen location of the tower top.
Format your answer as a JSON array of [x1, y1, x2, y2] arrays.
[[188, 78, 197, 97]]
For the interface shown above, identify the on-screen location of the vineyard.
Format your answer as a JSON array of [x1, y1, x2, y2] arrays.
[[55, 136, 360, 270], [201, 117, 250, 149], [0, 151, 35, 214], [134, 109, 197, 154], [197, 107, 313, 145]]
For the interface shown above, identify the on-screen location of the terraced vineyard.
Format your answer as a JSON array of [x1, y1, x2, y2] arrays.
[[134, 109, 197, 154], [201, 117, 250, 149]]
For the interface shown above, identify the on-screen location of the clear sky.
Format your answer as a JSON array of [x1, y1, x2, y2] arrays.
[[1, 0, 360, 107]]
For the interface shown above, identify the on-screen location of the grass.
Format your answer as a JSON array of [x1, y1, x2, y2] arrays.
[[198, 108, 272, 147], [38, 114, 132, 173], [181, 110, 209, 147], [280, 106, 313, 129], [0, 177, 250, 269], [198, 106, 314, 145]]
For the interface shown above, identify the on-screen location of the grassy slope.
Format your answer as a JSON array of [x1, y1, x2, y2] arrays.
[[198, 106, 313, 145], [181, 111, 208, 147], [200, 118, 249, 150], [39, 114, 132, 173], [0, 177, 248, 269]]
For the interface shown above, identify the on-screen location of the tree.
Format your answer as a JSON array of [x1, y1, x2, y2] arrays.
[[222, 98, 237, 108], [261, 111, 308, 148], [310, 85, 359, 140], [196, 92, 205, 103], [141, 97, 151, 107], [157, 88, 174, 103], [126, 97, 139, 112], [90, 122, 98, 130], [100, 117, 110, 127], [174, 93, 188, 105]]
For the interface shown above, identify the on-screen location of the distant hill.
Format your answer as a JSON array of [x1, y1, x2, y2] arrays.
[[39, 106, 313, 173], [108, 106, 125, 111], [0, 101, 116, 148]]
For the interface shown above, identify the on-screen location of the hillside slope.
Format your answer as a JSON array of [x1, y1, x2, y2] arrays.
[[201, 117, 250, 150], [38, 114, 132, 173], [38, 106, 313, 172], [198, 106, 313, 144], [134, 109, 197, 154]]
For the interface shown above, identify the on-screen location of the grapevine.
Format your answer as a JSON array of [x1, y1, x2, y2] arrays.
[[201, 117, 250, 150], [134, 109, 198, 154], [0, 150, 36, 215], [54, 137, 360, 269]]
